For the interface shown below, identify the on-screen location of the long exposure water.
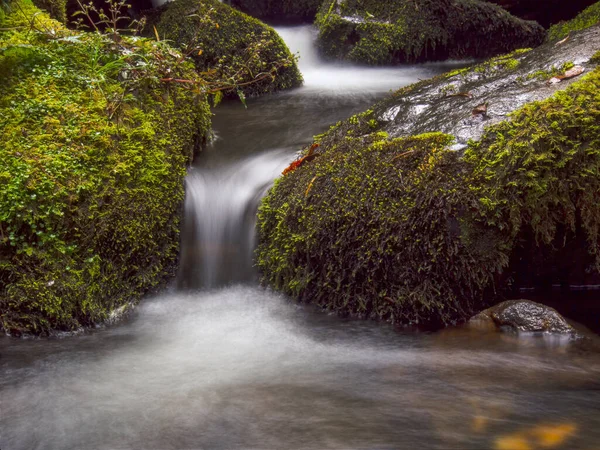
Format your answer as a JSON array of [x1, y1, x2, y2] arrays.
[[2, 26, 600, 450]]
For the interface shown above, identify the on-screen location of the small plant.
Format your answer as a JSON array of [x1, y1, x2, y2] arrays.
[[72, 0, 145, 39]]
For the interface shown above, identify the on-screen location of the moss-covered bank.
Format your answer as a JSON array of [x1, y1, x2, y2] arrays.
[[152, 0, 303, 98], [547, 1, 600, 41], [315, 0, 545, 64], [256, 52, 600, 327], [229, 0, 321, 23], [0, 1, 211, 336]]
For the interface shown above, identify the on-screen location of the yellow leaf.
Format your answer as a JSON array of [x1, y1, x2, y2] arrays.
[[198, 49, 203, 56], [495, 434, 531, 450], [530, 423, 577, 448]]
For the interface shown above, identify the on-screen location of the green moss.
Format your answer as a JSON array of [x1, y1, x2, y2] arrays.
[[547, 1, 600, 42], [229, 0, 321, 22], [0, 2, 211, 336], [590, 50, 600, 64], [152, 0, 303, 98], [525, 61, 575, 81], [315, 0, 545, 64], [256, 66, 600, 327]]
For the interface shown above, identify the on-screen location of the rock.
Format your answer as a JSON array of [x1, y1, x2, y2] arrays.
[[256, 25, 600, 328], [148, 0, 303, 98], [0, 1, 211, 336], [315, 0, 545, 65], [366, 26, 599, 149], [482, 0, 598, 28], [229, 0, 321, 23], [470, 300, 577, 333]]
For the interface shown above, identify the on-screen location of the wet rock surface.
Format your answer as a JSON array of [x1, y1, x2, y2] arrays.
[[372, 25, 600, 148], [470, 300, 578, 333]]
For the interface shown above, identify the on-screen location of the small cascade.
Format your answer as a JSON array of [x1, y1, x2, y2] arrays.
[[178, 150, 291, 289], [175, 25, 449, 290]]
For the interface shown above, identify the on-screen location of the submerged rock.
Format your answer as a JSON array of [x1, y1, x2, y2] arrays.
[[256, 25, 600, 327], [469, 300, 576, 333], [150, 0, 303, 98], [315, 0, 545, 64]]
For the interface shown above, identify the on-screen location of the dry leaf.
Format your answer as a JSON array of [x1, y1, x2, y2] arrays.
[[547, 65, 584, 84], [555, 34, 570, 45], [563, 65, 585, 79], [282, 144, 320, 176], [472, 103, 488, 116]]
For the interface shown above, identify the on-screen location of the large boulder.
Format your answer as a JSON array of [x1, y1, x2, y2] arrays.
[[150, 0, 303, 98], [483, 0, 598, 28], [0, 0, 211, 336], [256, 25, 600, 327], [469, 300, 577, 333], [229, 0, 321, 23], [315, 0, 545, 64]]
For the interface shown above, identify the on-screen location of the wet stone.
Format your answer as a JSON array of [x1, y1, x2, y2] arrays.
[[370, 25, 600, 149], [470, 300, 577, 334]]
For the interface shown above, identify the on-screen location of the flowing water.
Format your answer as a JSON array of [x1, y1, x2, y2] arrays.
[[2, 26, 600, 450]]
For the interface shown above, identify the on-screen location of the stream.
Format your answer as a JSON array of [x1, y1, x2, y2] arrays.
[[1, 26, 600, 450]]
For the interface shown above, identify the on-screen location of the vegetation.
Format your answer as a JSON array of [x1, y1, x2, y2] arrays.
[[547, 1, 600, 41], [257, 66, 600, 327], [229, 0, 321, 23], [315, 0, 545, 64], [151, 0, 303, 99], [0, 0, 211, 336]]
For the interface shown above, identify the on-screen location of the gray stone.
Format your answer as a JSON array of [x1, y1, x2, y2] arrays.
[[470, 300, 576, 333]]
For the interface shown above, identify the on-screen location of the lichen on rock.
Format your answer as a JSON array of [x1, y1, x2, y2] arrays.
[[315, 0, 546, 65]]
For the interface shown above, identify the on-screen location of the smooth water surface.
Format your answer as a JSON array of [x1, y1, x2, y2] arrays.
[[1, 26, 599, 450]]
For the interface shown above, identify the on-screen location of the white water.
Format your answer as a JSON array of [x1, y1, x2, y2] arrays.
[[179, 149, 290, 288], [278, 26, 440, 94]]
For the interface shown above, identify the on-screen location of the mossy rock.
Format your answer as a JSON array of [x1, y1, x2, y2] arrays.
[[256, 28, 600, 327], [547, 1, 600, 41], [229, 0, 321, 23], [315, 0, 546, 65], [0, 1, 211, 336], [151, 0, 303, 98]]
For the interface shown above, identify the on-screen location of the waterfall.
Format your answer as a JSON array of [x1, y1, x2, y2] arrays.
[[178, 150, 291, 289]]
